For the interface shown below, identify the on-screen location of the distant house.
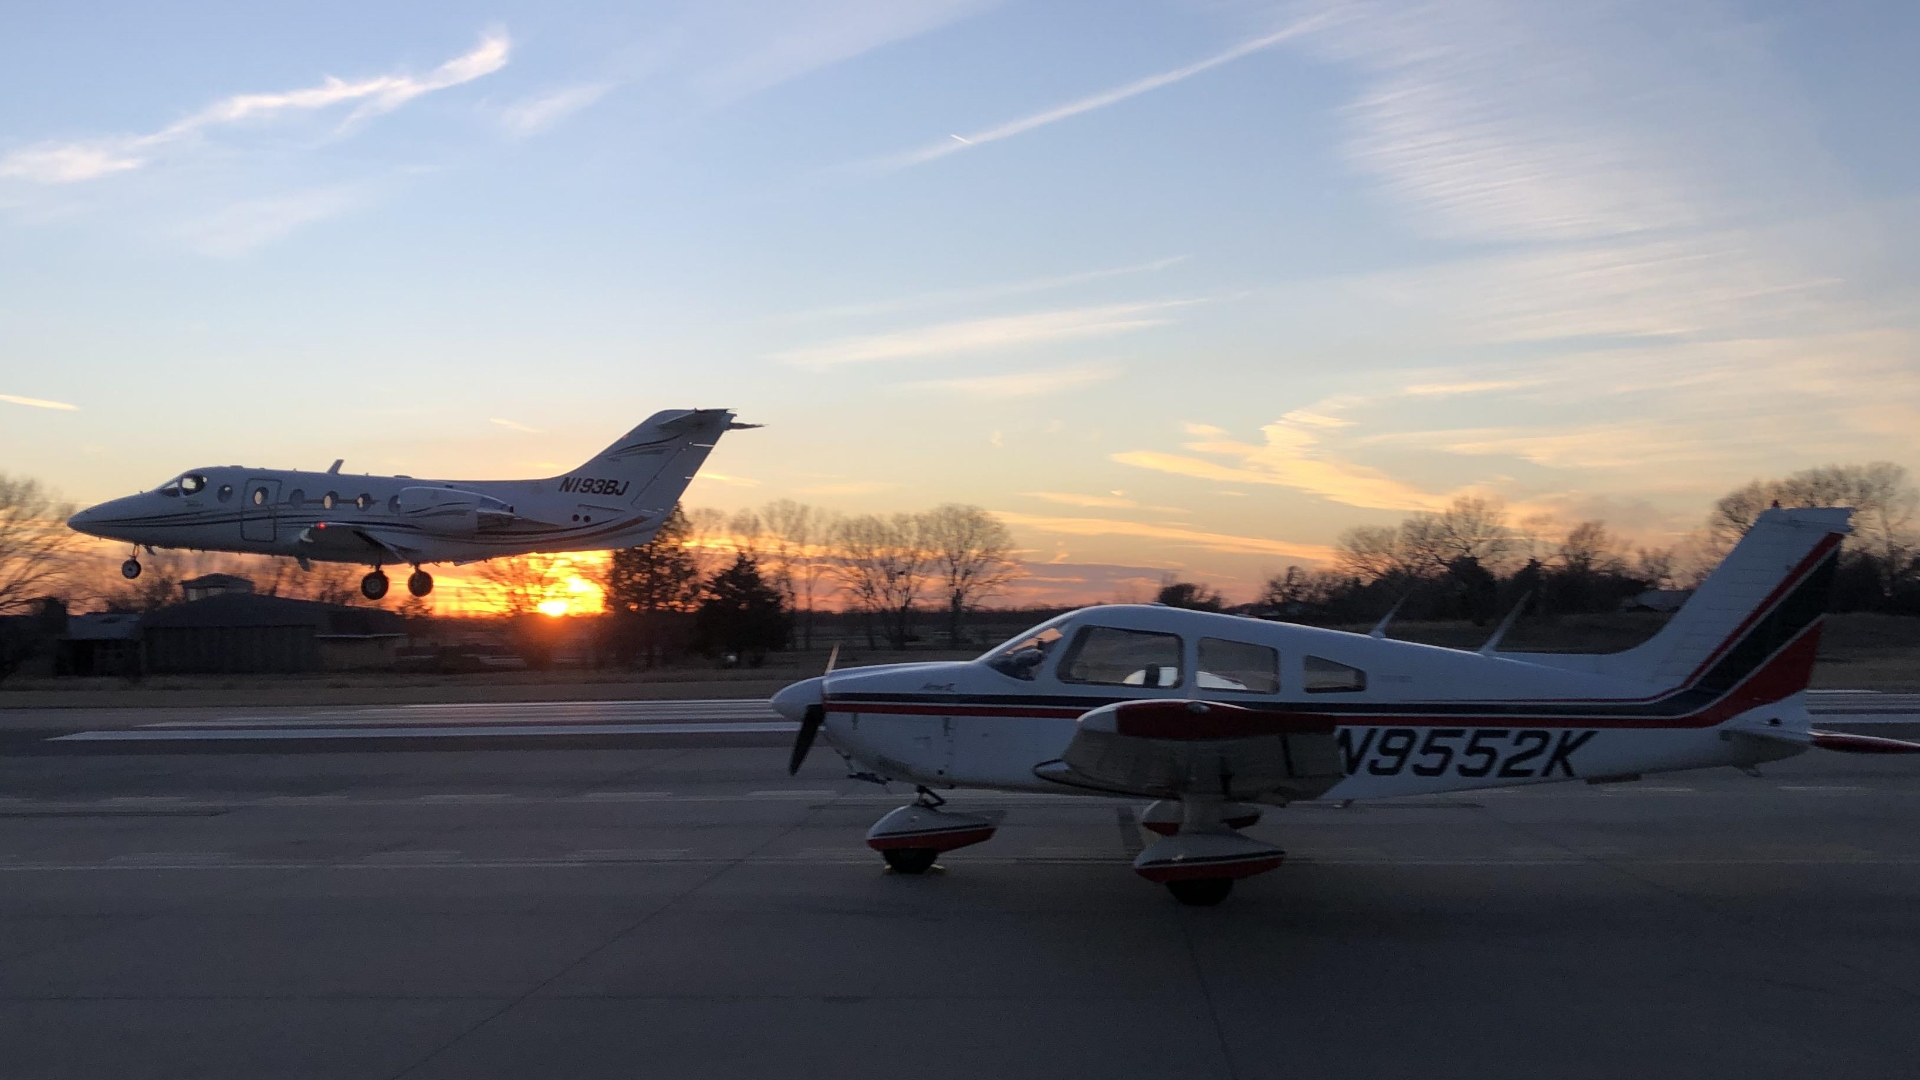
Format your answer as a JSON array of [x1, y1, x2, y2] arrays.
[[1622, 589, 1693, 614], [56, 612, 142, 677], [140, 594, 406, 674], [180, 573, 255, 602]]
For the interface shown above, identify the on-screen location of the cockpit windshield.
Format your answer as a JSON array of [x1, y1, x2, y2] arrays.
[[980, 614, 1072, 681], [156, 473, 207, 497]]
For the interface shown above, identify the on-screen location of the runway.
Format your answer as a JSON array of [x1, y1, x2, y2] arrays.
[[0, 698, 1917, 1079]]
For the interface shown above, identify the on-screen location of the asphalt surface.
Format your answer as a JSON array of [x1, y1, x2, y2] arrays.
[[0, 700, 1916, 1079]]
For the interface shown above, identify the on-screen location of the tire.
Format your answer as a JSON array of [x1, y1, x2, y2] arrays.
[[120, 559, 142, 580], [1166, 878, 1234, 906], [407, 570, 433, 597], [882, 848, 940, 875], [361, 571, 390, 600]]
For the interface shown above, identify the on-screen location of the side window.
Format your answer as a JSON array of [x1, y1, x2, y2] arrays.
[[1198, 638, 1279, 693], [387, 494, 401, 513], [1304, 655, 1367, 693], [288, 489, 305, 507], [1058, 627, 1183, 688], [355, 493, 372, 510], [217, 484, 233, 503], [250, 487, 268, 506], [322, 492, 338, 510]]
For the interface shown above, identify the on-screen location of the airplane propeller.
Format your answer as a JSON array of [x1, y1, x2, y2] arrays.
[[786, 644, 838, 776]]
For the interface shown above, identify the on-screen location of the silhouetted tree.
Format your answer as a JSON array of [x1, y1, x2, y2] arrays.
[[694, 553, 789, 663], [603, 506, 703, 666], [1156, 577, 1224, 612]]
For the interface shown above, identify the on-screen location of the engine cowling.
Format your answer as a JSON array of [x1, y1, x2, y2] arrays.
[[393, 486, 515, 536]]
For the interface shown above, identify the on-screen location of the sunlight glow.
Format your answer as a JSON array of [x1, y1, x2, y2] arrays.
[[536, 598, 571, 617]]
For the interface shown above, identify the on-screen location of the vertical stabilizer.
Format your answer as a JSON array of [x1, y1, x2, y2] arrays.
[[1605, 507, 1850, 688]]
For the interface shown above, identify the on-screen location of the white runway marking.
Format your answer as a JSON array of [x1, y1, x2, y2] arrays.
[[52, 721, 798, 742]]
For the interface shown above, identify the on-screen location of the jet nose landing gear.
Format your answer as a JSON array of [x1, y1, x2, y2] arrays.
[[406, 568, 433, 597], [120, 558, 142, 580], [360, 569, 389, 600]]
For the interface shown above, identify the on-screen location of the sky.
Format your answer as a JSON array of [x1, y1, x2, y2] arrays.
[[3, 0, 1917, 604]]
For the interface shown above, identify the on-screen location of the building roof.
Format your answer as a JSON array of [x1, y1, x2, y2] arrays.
[[140, 593, 405, 637], [181, 573, 255, 591], [66, 613, 142, 640]]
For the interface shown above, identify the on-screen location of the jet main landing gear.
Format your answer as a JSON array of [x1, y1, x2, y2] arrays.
[[407, 568, 433, 597], [361, 569, 389, 600]]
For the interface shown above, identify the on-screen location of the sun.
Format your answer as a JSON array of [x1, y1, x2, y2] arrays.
[[536, 598, 571, 617]]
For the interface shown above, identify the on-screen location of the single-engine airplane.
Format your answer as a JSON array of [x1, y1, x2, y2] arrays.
[[773, 507, 1920, 905], [68, 409, 750, 601]]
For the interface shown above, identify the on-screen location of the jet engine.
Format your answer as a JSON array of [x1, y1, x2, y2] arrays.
[[392, 486, 518, 535]]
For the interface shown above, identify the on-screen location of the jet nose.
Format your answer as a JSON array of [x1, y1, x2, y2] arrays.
[[66, 503, 105, 535], [771, 676, 824, 723]]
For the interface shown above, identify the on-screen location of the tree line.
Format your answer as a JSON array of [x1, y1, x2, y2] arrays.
[[1150, 462, 1919, 627], [593, 501, 1023, 665]]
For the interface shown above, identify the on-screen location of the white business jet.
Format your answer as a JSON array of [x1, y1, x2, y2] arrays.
[[773, 507, 1920, 905], [68, 409, 751, 601]]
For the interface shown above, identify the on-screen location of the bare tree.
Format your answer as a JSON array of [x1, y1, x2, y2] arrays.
[[1555, 520, 1625, 575], [681, 506, 733, 579], [1706, 463, 1919, 594], [1333, 524, 1410, 584], [478, 555, 559, 616], [1402, 495, 1513, 575], [760, 499, 837, 649], [0, 475, 79, 614], [922, 504, 1023, 645], [828, 513, 933, 649]]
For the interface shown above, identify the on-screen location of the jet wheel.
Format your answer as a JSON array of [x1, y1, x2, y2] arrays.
[[1166, 878, 1234, 906], [361, 570, 390, 600], [407, 570, 433, 597], [120, 558, 142, 580], [882, 848, 940, 875]]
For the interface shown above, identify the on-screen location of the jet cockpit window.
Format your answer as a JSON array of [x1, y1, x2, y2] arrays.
[[1058, 626, 1183, 688], [157, 481, 181, 497], [981, 618, 1069, 681], [180, 474, 207, 495], [1304, 656, 1367, 693], [1197, 638, 1279, 693]]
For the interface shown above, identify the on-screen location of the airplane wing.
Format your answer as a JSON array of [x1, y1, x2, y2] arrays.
[[297, 522, 429, 564], [1033, 699, 1347, 802]]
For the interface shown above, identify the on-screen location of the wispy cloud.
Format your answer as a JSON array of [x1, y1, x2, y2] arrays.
[[0, 394, 78, 411], [1114, 411, 1450, 512], [0, 31, 510, 184], [1023, 491, 1137, 509], [693, 472, 762, 487], [866, 14, 1328, 170], [790, 256, 1189, 321], [769, 301, 1188, 367], [796, 480, 900, 496], [500, 82, 612, 137], [994, 512, 1335, 562], [174, 187, 360, 257], [489, 417, 542, 433], [899, 361, 1121, 399]]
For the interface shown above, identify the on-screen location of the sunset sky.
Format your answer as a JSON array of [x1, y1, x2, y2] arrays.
[[4, 1, 1918, 604]]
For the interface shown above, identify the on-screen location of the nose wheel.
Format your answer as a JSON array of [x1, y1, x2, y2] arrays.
[[120, 558, 142, 580], [360, 569, 389, 600], [407, 569, 433, 597]]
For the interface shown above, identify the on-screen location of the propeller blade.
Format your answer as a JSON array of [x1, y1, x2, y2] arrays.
[[788, 703, 825, 775], [825, 643, 839, 675]]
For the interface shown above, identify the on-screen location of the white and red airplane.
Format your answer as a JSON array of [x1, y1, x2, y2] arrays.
[[772, 507, 1920, 905]]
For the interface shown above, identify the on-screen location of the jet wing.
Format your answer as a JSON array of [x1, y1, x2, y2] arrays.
[[297, 522, 429, 564], [1033, 699, 1346, 802]]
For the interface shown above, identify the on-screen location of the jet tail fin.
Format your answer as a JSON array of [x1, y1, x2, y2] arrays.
[[550, 409, 736, 511], [1599, 507, 1849, 691]]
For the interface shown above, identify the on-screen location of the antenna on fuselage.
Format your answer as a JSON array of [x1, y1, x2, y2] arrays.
[[1478, 590, 1534, 656], [1368, 594, 1408, 640], [327, 459, 343, 474]]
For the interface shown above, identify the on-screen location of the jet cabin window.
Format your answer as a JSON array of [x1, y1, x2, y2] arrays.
[[217, 485, 232, 503], [983, 622, 1066, 681], [1058, 626, 1183, 689], [1197, 638, 1280, 693], [1304, 655, 1367, 693]]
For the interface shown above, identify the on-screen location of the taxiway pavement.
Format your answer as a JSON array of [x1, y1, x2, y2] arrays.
[[0, 702, 1915, 1079]]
